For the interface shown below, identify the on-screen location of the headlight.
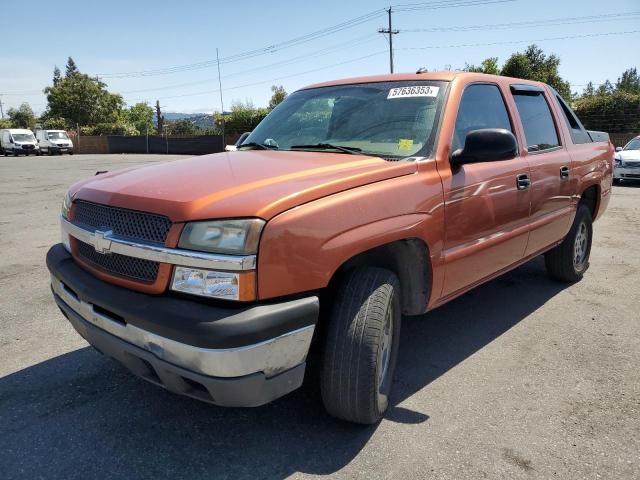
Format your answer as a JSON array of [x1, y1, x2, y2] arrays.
[[61, 192, 72, 251], [61, 191, 72, 219], [178, 219, 265, 255], [171, 267, 256, 301]]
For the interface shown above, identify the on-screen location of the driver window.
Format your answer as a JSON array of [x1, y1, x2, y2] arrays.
[[452, 84, 513, 152]]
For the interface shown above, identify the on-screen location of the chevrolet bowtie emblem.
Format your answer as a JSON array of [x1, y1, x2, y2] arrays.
[[94, 229, 113, 254]]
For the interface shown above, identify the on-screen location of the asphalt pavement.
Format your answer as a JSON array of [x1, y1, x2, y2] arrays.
[[0, 154, 638, 479]]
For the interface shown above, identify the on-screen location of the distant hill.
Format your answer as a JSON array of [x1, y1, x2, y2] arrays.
[[159, 113, 214, 129]]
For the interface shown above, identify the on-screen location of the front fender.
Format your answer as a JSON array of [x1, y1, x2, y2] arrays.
[[257, 168, 445, 300]]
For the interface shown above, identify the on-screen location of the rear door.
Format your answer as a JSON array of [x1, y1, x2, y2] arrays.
[[441, 83, 531, 297], [510, 85, 574, 255]]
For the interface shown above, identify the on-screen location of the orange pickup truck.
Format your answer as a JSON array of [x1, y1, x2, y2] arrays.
[[47, 72, 613, 424]]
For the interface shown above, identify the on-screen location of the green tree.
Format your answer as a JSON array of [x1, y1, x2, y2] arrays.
[[0, 118, 12, 129], [168, 119, 197, 135], [65, 57, 79, 77], [596, 80, 614, 96], [213, 100, 269, 135], [44, 73, 124, 126], [461, 45, 571, 99], [7, 103, 36, 129], [583, 82, 595, 97], [501, 45, 571, 99], [91, 120, 138, 136], [41, 116, 68, 130], [268, 85, 287, 109], [464, 57, 499, 75], [616, 67, 640, 94], [53, 66, 61, 86], [126, 102, 155, 134], [574, 89, 640, 135], [574, 67, 640, 139]]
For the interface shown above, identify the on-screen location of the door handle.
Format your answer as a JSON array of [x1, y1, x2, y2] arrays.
[[516, 173, 530, 190], [560, 166, 570, 179]]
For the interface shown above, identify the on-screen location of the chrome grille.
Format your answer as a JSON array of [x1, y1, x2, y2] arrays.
[[76, 240, 159, 282], [74, 200, 171, 244]]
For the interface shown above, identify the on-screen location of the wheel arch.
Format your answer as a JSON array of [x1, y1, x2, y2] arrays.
[[326, 238, 432, 316], [579, 184, 600, 219]]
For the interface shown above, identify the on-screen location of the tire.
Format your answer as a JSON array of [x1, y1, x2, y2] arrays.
[[321, 267, 401, 424], [613, 178, 621, 185], [545, 204, 593, 282]]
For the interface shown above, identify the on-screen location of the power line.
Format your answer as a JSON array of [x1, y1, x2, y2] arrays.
[[92, 0, 517, 79], [118, 34, 378, 95], [400, 30, 640, 50], [400, 11, 640, 32], [128, 51, 387, 103], [393, 0, 515, 12], [95, 9, 387, 79]]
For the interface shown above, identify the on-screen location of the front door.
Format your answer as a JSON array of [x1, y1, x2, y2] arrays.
[[441, 83, 531, 297]]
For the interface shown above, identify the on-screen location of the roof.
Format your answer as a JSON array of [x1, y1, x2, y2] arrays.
[[0, 128, 34, 134], [301, 71, 545, 90]]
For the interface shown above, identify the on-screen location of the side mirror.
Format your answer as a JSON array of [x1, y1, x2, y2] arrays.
[[615, 146, 623, 152], [451, 129, 518, 167], [9, 137, 14, 144]]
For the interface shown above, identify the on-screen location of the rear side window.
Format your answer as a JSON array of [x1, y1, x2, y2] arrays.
[[555, 94, 592, 144], [512, 93, 560, 152], [452, 84, 513, 151]]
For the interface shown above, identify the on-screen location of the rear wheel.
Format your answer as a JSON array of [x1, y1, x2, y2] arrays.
[[545, 204, 592, 282], [321, 267, 401, 424], [613, 178, 621, 185]]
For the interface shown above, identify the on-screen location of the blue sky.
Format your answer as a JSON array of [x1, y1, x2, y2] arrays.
[[1, 0, 638, 115]]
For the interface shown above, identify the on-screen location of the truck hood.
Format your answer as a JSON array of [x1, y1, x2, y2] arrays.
[[70, 150, 417, 221]]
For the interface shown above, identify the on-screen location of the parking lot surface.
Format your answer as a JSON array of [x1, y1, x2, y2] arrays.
[[1, 154, 639, 479]]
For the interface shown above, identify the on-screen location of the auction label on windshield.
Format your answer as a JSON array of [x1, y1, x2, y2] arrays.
[[387, 86, 439, 99]]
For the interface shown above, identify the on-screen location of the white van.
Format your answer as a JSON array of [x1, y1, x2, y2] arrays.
[[0, 129, 40, 156], [35, 129, 74, 155]]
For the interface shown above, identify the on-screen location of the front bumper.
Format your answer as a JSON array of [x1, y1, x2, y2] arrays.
[[47, 244, 319, 406], [50, 145, 73, 153], [614, 166, 640, 180]]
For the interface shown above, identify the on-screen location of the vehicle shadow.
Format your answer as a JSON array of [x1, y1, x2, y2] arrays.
[[614, 180, 640, 188], [0, 257, 567, 479]]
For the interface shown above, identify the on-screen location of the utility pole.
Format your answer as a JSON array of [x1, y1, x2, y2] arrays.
[[0, 95, 4, 119], [216, 48, 225, 149], [378, 7, 399, 74]]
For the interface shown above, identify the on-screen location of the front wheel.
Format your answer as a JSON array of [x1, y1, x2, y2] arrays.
[[545, 204, 593, 282], [321, 267, 401, 424]]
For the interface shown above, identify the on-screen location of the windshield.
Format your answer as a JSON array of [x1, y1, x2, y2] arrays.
[[244, 80, 447, 159], [12, 133, 35, 142], [623, 138, 640, 150], [47, 131, 69, 140]]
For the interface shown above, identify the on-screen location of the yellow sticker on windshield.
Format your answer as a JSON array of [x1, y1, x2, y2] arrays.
[[398, 139, 414, 150]]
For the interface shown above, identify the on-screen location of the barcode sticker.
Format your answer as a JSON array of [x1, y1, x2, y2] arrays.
[[387, 86, 439, 99]]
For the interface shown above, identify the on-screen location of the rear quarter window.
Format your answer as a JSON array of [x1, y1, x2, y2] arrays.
[[555, 94, 592, 144]]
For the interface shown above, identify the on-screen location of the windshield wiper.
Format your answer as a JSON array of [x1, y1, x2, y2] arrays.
[[238, 142, 278, 150], [290, 143, 362, 155]]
